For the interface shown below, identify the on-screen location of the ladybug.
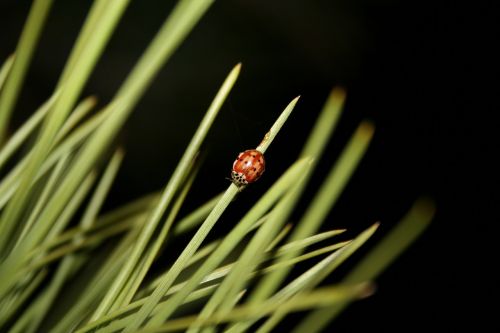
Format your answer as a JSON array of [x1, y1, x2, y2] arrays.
[[231, 149, 266, 187]]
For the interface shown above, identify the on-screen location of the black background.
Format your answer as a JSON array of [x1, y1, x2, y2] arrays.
[[0, 0, 493, 332]]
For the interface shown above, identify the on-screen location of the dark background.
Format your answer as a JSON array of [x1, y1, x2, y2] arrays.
[[1, 0, 492, 332]]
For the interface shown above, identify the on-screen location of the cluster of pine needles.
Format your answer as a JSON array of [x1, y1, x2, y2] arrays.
[[0, 1, 434, 332]]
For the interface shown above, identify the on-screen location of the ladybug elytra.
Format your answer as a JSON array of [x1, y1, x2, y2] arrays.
[[231, 149, 265, 187]]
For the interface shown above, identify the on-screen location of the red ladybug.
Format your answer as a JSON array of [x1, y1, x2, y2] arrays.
[[231, 149, 266, 187]]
